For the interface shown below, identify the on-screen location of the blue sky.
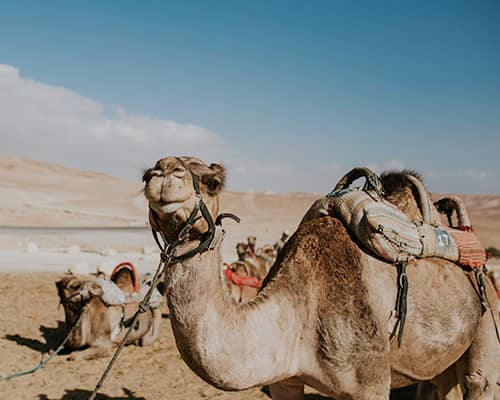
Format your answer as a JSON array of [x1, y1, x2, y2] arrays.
[[1, 1, 499, 193]]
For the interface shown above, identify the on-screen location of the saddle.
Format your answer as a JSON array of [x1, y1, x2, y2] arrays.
[[96, 262, 162, 309], [304, 167, 490, 346], [304, 167, 486, 269]]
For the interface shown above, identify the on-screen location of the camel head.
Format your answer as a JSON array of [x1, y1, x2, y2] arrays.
[[236, 242, 248, 261], [143, 156, 226, 243], [56, 274, 103, 313]]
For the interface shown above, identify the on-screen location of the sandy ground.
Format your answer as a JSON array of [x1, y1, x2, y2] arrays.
[[0, 273, 425, 400], [1, 154, 499, 399], [0, 273, 271, 400]]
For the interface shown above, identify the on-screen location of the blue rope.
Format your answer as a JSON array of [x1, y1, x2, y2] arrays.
[[1, 311, 83, 381]]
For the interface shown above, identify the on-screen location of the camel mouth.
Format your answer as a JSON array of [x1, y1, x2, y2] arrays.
[[149, 197, 196, 216], [151, 201, 184, 214]]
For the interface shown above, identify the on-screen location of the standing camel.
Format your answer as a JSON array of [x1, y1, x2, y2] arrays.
[[143, 156, 498, 400]]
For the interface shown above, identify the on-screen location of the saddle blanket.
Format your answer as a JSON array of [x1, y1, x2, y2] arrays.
[[95, 275, 162, 309], [324, 188, 485, 268]]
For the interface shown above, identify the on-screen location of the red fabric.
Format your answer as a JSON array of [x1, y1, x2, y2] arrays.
[[224, 267, 261, 288], [111, 262, 140, 292], [447, 229, 486, 269]]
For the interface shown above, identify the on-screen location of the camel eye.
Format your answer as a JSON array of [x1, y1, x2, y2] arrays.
[[207, 179, 219, 191], [69, 281, 81, 290]]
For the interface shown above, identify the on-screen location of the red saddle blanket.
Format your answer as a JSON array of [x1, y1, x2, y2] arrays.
[[447, 229, 486, 269]]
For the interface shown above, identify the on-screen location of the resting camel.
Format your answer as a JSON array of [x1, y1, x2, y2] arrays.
[[143, 157, 499, 400], [56, 271, 161, 361]]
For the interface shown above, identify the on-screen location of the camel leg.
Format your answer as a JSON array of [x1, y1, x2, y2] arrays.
[[141, 308, 161, 346], [430, 361, 464, 400], [67, 345, 112, 361], [462, 305, 499, 400], [415, 382, 438, 400], [269, 378, 304, 400]]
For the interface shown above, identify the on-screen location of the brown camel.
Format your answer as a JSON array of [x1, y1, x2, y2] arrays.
[[56, 273, 161, 361], [143, 157, 499, 400]]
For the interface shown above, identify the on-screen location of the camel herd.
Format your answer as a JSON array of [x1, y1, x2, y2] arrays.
[[52, 155, 498, 400], [225, 233, 289, 303]]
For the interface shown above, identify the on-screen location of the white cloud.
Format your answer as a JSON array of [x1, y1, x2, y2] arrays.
[[461, 169, 490, 181], [1, 65, 497, 194], [367, 160, 406, 174], [0, 65, 225, 180]]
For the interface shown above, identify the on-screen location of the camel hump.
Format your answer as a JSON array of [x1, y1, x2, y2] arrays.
[[111, 262, 140, 293]]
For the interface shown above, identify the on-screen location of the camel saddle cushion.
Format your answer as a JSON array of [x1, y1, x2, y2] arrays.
[[95, 276, 162, 309], [323, 188, 486, 268], [326, 188, 423, 263]]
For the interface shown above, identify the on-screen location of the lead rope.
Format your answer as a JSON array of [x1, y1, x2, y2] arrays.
[[88, 246, 172, 400], [1, 308, 85, 382], [88, 171, 240, 400]]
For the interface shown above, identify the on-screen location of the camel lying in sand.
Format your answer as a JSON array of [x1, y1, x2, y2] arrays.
[[143, 156, 498, 400], [56, 269, 161, 361]]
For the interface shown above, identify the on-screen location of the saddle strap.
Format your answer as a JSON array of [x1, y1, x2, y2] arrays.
[[467, 268, 500, 344], [390, 261, 409, 347]]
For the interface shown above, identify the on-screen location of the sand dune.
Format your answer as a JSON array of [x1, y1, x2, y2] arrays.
[[1, 154, 499, 400], [1, 153, 499, 247]]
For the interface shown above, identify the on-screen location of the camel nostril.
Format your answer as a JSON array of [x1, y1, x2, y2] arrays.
[[143, 169, 164, 183]]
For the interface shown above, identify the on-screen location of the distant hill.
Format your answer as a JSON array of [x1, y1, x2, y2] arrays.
[[1, 153, 499, 247]]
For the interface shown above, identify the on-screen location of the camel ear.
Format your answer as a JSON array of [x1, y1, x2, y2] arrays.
[[55, 279, 65, 299], [142, 168, 155, 183], [203, 163, 226, 194]]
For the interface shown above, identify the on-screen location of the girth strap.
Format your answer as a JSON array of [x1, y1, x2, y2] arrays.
[[470, 267, 500, 344], [390, 261, 409, 347]]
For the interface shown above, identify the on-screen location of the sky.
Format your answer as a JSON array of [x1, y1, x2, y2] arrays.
[[0, 1, 499, 194]]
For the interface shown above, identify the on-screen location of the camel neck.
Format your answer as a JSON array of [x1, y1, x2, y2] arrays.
[[164, 247, 303, 390]]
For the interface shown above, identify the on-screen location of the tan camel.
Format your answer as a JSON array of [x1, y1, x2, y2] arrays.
[[143, 157, 499, 400], [227, 241, 273, 303], [56, 273, 161, 361], [224, 260, 260, 303], [235, 240, 272, 280]]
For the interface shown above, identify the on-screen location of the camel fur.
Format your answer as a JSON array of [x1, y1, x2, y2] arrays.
[[55, 273, 161, 361], [143, 157, 499, 400]]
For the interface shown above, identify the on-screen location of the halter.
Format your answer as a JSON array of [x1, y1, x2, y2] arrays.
[[149, 170, 240, 263]]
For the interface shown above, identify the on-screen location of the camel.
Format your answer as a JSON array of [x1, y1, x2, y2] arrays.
[[142, 156, 499, 400], [274, 230, 291, 254], [56, 271, 161, 361], [224, 260, 260, 303], [226, 241, 274, 303], [235, 240, 273, 280], [258, 243, 278, 261]]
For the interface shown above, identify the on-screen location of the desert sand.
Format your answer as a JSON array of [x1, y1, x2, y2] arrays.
[[0, 154, 498, 400]]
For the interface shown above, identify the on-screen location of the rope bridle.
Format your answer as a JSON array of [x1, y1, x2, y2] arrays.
[[88, 169, 240, 400]]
